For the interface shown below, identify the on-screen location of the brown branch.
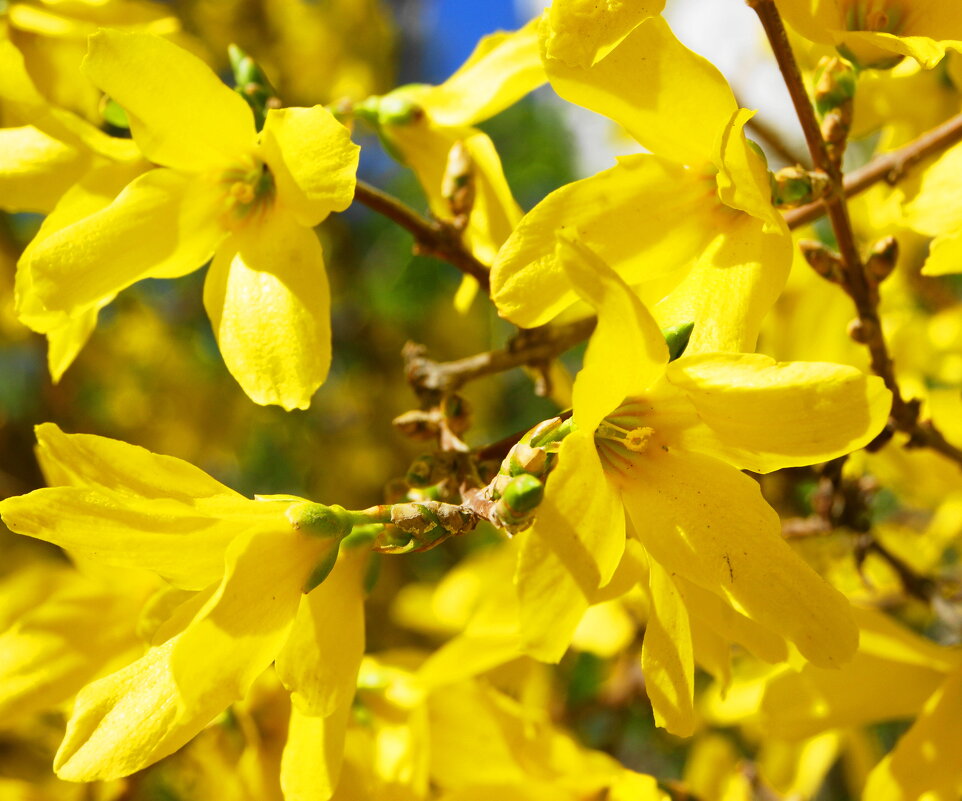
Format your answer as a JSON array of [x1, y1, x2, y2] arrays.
[[785, 111, 962, 229], [749, 0, 962, 470], [402, 318, 596, 395], [353, 179, 490, 290]]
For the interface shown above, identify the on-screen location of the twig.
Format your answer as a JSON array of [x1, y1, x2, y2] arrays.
[[402, 318, 595, 394], [749, 0, 962, 470], [785, 111, 962, 228], [353, 179, 490, 289]]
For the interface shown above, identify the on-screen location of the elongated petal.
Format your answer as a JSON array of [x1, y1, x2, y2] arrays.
[[0, 125, 88, 213], [642, 559, 695, 736], [715, 109, 784, 231], [281, 704, 350, 801], [542, 0, 665, 68], [862, 666, 962, 801], [55, 527, 313, 780], [666, 354, 892, 473], [560, 238, 668, 431], [544, 15, 736, 166], [19, 168, 224, 314], [46, 307, 102, 383], [82, 30, 255, 171], [204, 213, 330, 410], [260, 106, 359, 228], [276, 547, 366, 716], [674, 575, 788, 664], [0, 568, 140, 725], [492, 154, 716, 328], [412, 17, 544, 126], [387, 123, 520, 265], [650, 213, 792, 353], [32, 422, 239, 499], [515, 431, 625, 661], [837, 31, 953, 70], [0, 488, 263, 590], [169, 528, 320, 708], [622, 449, 858, 668]]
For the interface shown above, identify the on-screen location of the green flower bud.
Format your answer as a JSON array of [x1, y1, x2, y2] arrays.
[[287, 502, 355, 539], [502, 474, 544, 516]]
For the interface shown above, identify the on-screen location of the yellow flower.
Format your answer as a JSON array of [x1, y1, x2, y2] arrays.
[[6, 0, 183, 121], [16, 29, 360, 409], [0, 423, 367, 783], [775, 0, 962, 69], [356, 18, 544, 308], [514, 239, 891, 735], [492, 4, 791, 354]]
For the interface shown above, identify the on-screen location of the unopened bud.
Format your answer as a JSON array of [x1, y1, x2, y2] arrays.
[[771, 166, 832, 208], [507, 442, 547, 477], [865, 236, 899, 282], [814, 57, 856, 116], [501, 474, 544, 516], [848, 317, 878, 344], [800, 240, 844, 282], [441, 393, 471, 435]]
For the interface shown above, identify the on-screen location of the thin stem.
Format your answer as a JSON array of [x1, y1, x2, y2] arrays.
[[749, 0, 962, 469], [354, 179, 490, 290], [785, 111, 962, 228], [403, 318, 596, 394]]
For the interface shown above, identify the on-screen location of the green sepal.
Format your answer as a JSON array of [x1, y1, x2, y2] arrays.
[[101, 97, 129, 130], [662, 321, 695, 362], [303, 541, 342, 593], [287, 502, 355, 539], [228, 43, 278, 132]]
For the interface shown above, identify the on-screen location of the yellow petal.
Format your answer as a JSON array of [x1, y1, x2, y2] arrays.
[[0, 125, 88, 213], [862, 666, 962, 801], [45, 307, 100, 383], [281, 704, 351, 801], [55, 527, 313, 780], [760, 607, 959, 739], [204, 213, 331, 410], [18, 168, 224, 314], [386, 123, 520, 265], [666, 354, 892, 473], [559, 238, 668, 431], [541, 0, 665, 68], [276, 547, 367, 716], [32, 422, 239, 498], [838, 31, 951, 70], [651, 213, 792, 354], [543, 15, 736, 165], [260, 106, 359, 228], [411, 17, 544, 126], [492, 154, 715, 328], [642, 559, 695, 736], [921, 228, 962, 276], [714, 108, 784, 231], [82, 30, 255, 171], [674, 575, 788, 665], [622, 449, 858, 668], [0, 567, 139, 725]]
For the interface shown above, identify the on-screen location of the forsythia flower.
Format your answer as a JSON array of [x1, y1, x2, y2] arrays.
[[775, 0, 962, 68], [355, 18, 543, 307], [492, 1, 791, 354], [0, 424, 367, 785], [514, 239, 891, 734], [15, 30, 360, 409]]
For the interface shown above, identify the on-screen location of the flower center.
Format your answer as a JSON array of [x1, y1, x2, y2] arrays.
[[594, 398, 666, 484], [219, 155, 275, 230], [842, 0, 904, 33]]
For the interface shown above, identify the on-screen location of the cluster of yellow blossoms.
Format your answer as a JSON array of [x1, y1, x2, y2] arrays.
[[4, 0, 962, 799]]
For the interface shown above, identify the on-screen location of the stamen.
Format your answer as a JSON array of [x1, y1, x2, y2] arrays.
[[595, 421, 656, 454]]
